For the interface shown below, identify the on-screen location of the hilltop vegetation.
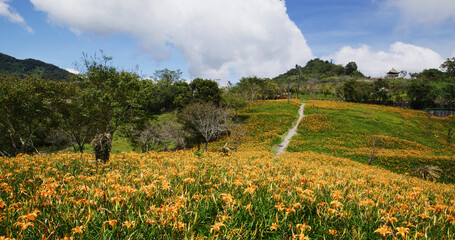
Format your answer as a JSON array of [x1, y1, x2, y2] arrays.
[[273, 58, 455, 110], [0, 52, 73, 81], [1, 100, 455, 239]]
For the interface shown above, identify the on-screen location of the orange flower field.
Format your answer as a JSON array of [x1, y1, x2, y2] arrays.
[[289, 100, 455, 183], [1, 100, 454, 239]]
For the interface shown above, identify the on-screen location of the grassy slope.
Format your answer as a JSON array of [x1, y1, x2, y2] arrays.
[[209, 99, 301, 152], [288, 100, 455, 183], [1, 99, 455, 239], [80, 137, 138, 154]]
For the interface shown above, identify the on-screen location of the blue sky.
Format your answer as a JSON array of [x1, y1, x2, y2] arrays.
[[1, 0, 454, 83]]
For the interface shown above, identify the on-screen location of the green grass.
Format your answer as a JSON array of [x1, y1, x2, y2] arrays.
[[288, 100, 455, 183], [239, 99, 301, 150], [77, 137, 138, 154]]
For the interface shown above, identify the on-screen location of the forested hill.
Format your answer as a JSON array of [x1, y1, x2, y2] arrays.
[[0, 52, 73, 81], [274, 58, 365, 80]]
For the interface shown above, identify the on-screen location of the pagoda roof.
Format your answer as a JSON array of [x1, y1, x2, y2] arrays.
[[387, 68, 399, 74]]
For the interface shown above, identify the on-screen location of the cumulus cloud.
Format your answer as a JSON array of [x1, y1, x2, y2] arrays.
[[65, 68, 79, 74], [30, 0, 313, 81], [384, 0, 455, 25], [326, 42, 444, 77], [0, 0, 33, 33]]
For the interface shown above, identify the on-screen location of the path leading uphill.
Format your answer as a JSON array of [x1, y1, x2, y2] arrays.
[[275, 102, 305, 157]]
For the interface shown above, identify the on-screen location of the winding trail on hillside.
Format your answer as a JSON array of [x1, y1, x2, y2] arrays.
[[275, 102, 305, 157]]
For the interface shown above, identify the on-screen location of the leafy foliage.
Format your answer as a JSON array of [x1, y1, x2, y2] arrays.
[[441, 57, 455, 78], [189, 78, 221, 105], [0, 75, 70, 156]]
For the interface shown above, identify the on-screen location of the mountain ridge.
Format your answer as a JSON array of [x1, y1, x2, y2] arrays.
[[0, 52, 73, 81]]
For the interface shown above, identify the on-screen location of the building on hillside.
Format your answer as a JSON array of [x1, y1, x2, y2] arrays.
[[427, 108, 455, 118], [387, 68, 400, 78]]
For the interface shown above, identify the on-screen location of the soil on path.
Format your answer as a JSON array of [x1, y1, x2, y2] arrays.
[[275, 102, 305, 157]]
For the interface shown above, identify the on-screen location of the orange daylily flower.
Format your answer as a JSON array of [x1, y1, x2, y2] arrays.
[[374, 225, 392, 237], [210, 222, 225, 234], [395, 227, 410, 238]]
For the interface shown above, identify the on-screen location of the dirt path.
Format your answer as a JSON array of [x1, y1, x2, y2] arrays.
[[275, 102, 305, 157]]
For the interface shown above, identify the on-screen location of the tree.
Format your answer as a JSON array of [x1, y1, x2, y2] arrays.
[[153, 68, 182, 86], [137, 122, 161, 152], [171, 80, 192, 110], [437, 83, 455, 108], [222, 91, 247, 116], [91, 133, 112, 163], [409, 73, 419, 79], [372, 78, 390, 102], [343, 79, 373, 102], [400, 70, 408, 78], [158, 115, 188, 150], [181, 102, 230, 152], [407, 80, 436, 109], [150, 69, 191, 113], [343, 80, 358, 102], [307, 78, 320, 100], [260, 79, 280, 100], [236, 77, 262, 102], [418, 68, 446, 81], [441, 57, 455, 78], [189, 78, 221, 104], [134, 114, 188, 152], [345, 62, 358, 75], [59, 82, 98, 153], [0, 75, 69, 156], [76, 52, 141, 162]]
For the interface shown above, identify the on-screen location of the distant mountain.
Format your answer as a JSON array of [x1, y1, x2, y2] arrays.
[[0, 52, 73, 81]]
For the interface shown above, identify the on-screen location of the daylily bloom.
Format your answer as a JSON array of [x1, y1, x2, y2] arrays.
[[374, 225, 392, 237], [210, 222, 225, 234], [395, 227, 410, 238]]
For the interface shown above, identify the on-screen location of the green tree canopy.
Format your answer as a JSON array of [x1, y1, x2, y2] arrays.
[[441, 57, 455, 78], [345, 62, 358, 75], [0, 75, 69, 156], [408, 80, 437, 109], [418, 68, 446, 81], [77, 54, 141, 136], [75, 52, 141, 161], [189, 78, 221, 105]]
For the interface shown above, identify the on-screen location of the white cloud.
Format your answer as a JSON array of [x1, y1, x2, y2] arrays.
[[326, 42, 444, 77], [0, 0, 33, 33], [30, 0, 313, 82], [384, 0, 455, 25], [65, 68, 79, 74]]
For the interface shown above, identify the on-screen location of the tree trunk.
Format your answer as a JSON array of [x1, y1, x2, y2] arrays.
[[204, 141, 208, 152], [76, 142, 85, 153], [92, 133, 112, 163]]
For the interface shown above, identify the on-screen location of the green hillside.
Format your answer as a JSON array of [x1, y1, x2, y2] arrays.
[[1, 99, 455, 239], [288, 100, 455, 183], [0, 52, 73, 81]]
